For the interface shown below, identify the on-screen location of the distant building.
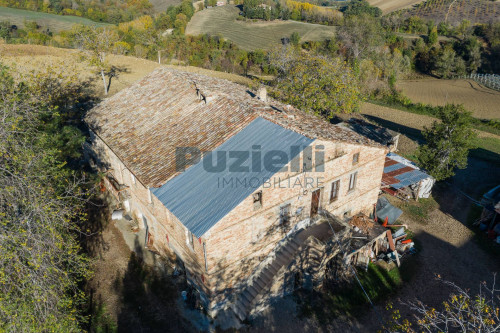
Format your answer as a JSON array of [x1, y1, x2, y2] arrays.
[[216, 1, 225, 6]]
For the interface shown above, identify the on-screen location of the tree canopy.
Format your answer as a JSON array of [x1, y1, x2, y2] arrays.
[[417, 104, 477, 181], [270, 49, 361, 118]]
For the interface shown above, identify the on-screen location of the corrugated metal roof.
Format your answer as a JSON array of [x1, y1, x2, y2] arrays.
[[382, 154, 430, 189], [392, 170, 429, 189], [151, 117, 315, 237]]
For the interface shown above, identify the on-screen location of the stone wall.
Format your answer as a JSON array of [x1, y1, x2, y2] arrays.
[[89, 130, 387, 312]]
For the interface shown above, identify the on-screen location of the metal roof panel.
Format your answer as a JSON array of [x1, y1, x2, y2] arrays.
[[152, 117, 314, 237]]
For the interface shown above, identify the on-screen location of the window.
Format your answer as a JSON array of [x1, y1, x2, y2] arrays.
[[353, 152, 359, 165], [330, 180, 340, 202], [279, 204, 291, 225], [253, 191, 262, 210], [348, 172, 358, 192], [186, 230, 194, 250]]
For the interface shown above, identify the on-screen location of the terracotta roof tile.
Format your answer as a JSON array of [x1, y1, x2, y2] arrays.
[[86, 68, 383, 187]]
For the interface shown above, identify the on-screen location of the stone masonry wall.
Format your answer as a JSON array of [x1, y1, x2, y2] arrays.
[[90, 130, 387, 311]]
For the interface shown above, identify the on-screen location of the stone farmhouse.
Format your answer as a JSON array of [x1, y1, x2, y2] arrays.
[[85, 68, 390, 323]]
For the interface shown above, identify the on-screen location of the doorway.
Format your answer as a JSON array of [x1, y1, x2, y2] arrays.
[[310, 189, 321, 217]]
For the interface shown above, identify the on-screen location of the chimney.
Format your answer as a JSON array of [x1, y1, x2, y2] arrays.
[[257, 87, 267, 102]]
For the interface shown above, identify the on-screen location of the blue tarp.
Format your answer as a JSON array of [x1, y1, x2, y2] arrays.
[[152, 117, 314, 237]]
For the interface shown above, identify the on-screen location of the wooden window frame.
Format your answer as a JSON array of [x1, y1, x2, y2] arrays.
[[330, 179, 340, 202]]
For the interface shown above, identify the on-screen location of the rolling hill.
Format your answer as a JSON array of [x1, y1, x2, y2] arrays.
[[186, 5, 336, 51], [0, 6, 110, 32]]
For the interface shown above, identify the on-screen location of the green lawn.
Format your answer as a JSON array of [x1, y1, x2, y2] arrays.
[[186, 5, 336, 51], [0, 6, 110, 32]]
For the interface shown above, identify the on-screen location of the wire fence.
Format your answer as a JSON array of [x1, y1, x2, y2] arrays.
[[460, 73, 500, 91]]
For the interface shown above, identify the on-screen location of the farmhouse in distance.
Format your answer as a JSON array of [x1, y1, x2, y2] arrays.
[[85, 67, 406, 325]]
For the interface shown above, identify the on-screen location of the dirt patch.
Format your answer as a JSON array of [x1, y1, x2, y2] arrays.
[[85, 196, 195, 332]]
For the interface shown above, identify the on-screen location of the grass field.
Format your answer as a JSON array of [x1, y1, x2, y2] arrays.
[[0, 6, 110, 32], [361, 102, 500, 163], [367, 0, 426, 13], [0, 44, 252, 96], [398, 79, 500, 120], [186, 5, 336, 51], [148, 0, 182, 13]]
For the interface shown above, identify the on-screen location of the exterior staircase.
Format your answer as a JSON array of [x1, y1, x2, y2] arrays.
[[227, 211, 349, 322], [231, 237, 302, 321]]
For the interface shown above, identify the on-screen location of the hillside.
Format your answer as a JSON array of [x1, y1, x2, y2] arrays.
[[186, 5, 336, 51], [398, 79, 500, 120], [403, 0, 500, 25], [0, 6, 110, 32], [0, 44, 252, 96], [367, 0, 426, 14], [148, 0, 182, 13]]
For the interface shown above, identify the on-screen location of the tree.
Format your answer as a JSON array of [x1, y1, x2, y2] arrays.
[[74, 26, 118, 95], [417, 104, 477, 181], [434, 44, 466, 79], [427, 26, 438, 46], [290, 31, 300, 46], [383, 275, 500, 333], [0, 64, 91, 331], [337, 14, 385, 63], [270, 49, 361, 118]]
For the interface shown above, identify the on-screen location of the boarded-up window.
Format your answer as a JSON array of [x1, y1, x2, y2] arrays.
[[348, 172, 358, 192], [330, 180, 340, 202], [353, 152, 359, 165], [279, 204, 291, 225], [253, 191, 262, 210]]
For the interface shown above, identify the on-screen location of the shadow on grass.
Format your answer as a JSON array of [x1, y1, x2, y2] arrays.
[[294, 263, 412, 325], [361, 115, 425, 144]]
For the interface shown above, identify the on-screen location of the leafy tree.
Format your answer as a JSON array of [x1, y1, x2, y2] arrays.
[[290, 31, 300, 46], [342, 0, 381, 17], [270, 49, 361, 118], [455, 36, 482, 73], [434, 44, 466, 78], [337, 14, 385, 63], [0, 64, 91, 331], [417, 104, 477, 181], [427, 26, 438, 46]]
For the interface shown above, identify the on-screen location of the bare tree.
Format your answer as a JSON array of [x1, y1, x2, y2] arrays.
[[383, 275, 500, 333], [74, 26, 118, 95]]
